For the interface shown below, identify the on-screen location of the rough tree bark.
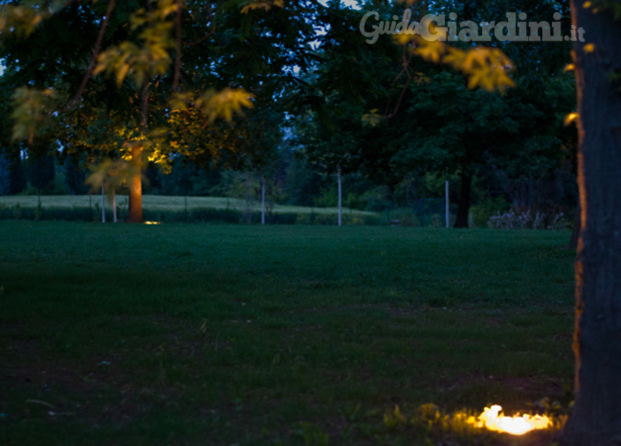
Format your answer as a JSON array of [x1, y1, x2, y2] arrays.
[[560, 2, 621, 445], [453, 170, 472, 228]]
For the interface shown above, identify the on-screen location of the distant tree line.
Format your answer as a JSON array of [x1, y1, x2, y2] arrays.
[[0, 145, 578, 227]]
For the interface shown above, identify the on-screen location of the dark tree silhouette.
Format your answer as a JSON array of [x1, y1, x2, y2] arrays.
[[561, 1, 621, 444]]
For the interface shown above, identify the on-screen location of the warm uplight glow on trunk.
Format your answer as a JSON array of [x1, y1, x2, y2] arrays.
[[468, 405, 551, 435]]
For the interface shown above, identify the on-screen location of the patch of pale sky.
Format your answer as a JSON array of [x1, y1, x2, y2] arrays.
[[318, 0, 361, 9]]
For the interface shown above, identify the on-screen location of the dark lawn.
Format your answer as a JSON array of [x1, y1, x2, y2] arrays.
[[0, 222, 576, 445]]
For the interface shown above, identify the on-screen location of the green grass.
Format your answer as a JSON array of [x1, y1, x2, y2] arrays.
[[0, 222, 576, 445], [0, 194, 374, 215]]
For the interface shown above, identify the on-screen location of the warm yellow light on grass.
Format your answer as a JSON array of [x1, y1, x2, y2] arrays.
[[144, 221, 161, 225], [468, 405, 551, 435]]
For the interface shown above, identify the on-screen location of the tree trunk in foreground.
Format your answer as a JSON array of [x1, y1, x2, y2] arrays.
[[126, 145, 143, 223], [453, 170, 471, 228], [560, 2, 621, 445]]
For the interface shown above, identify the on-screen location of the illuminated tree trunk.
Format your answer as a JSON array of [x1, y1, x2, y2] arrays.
[[126, 145, 143, 223], [454, 170, 471, 228], [560, 2, 621, 445], [126, 84, 149, 223]]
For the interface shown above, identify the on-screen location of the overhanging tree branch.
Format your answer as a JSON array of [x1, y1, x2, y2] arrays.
[[172, 0, 182, 92], [64, 0, 116, 109], [183, 2, 216, 47]]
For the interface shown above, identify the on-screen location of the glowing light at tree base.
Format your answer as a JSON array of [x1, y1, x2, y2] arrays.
[[467, 405, 551, 435]]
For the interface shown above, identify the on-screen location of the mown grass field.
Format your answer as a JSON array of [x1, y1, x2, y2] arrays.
[[0, 222, 576, 445], [0, 195, 373, 215]]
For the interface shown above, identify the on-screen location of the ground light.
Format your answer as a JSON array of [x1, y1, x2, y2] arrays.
[[144, 221, 161, 225], [389, 402, 563, 441], [468, 405, 552, 435]]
